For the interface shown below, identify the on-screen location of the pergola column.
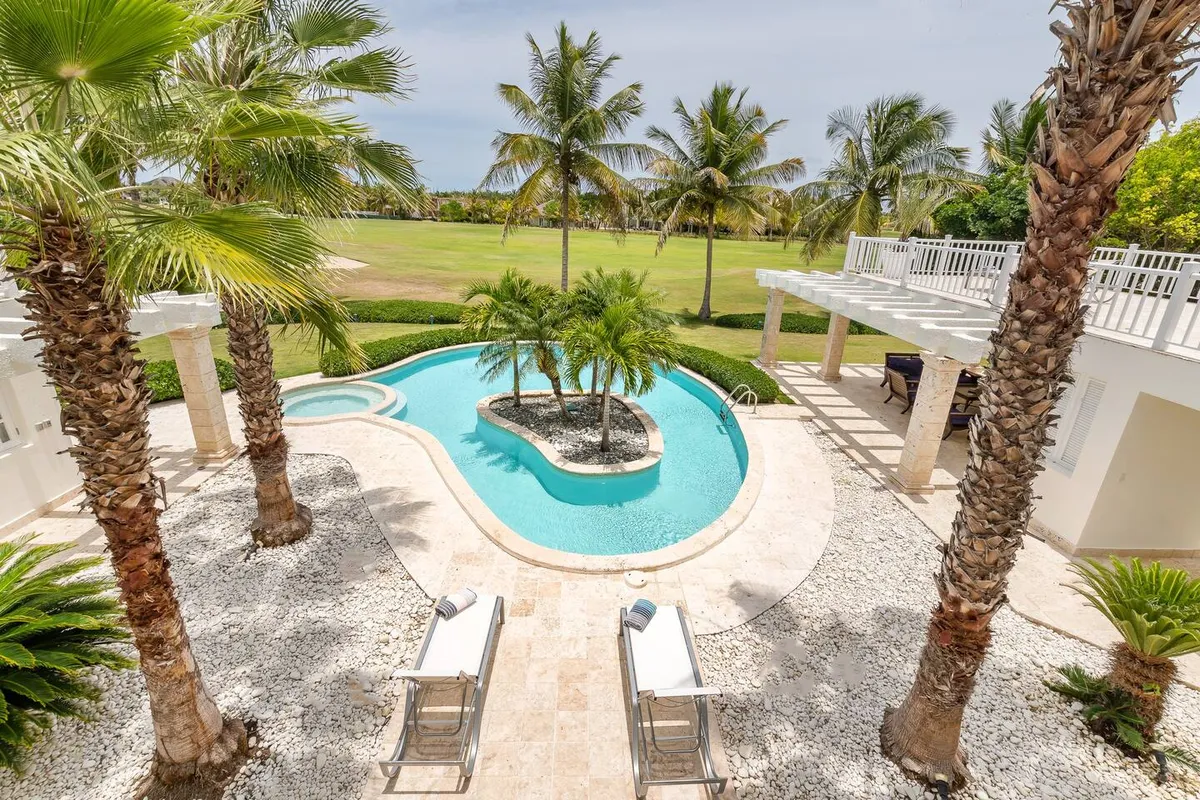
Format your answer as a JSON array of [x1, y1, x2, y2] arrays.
[[892, 352, 964, 494], [817, 313, 852, 382], [757, 288, 786, 367], [166, 326, 238, 464]]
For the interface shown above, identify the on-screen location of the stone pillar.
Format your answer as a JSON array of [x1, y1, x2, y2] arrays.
[[758, 288, 786, 367], [166, 326, 238, 464], [817, 313, 852, 382], [892, 352, 964, 494]]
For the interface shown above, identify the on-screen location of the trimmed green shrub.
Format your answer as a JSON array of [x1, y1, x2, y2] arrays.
[[712, 312, 882, 336], [268, 298, 467, 325], [675, 344, 784, 403], [320, 328, 481, 377], [145, 358, 237, 404], [0, 535, 134, 772]]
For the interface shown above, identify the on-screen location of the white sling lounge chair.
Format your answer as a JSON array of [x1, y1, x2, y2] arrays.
[[379, 594, 504, 779], [621, 605, 727, 799]]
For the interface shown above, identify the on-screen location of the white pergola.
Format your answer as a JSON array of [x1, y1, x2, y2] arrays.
[[0, 287, 238, 463]]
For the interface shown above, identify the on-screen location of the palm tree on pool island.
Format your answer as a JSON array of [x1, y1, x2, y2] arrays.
[[643, 83, 805, 320], [462, 268, 539, 406], [480, 22, 653, 290], [880, 1, 1200, 791]]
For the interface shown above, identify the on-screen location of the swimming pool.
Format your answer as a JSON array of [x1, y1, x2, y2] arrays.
[[368, 345, 749, 556]]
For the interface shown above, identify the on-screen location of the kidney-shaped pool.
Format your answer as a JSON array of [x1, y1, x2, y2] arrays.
[[360, 345, 748, 556]]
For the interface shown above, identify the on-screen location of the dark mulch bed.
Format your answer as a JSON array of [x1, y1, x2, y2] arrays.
[[489, 394, 649, 465]]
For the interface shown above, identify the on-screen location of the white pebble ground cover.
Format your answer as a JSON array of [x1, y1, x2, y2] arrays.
[[696, 427, 1200, 800], [0, 455, 431, 800]]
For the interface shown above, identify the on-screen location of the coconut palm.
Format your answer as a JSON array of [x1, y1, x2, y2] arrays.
[[981, 98, 1047, 173], [0, 536, 133, 772], [796, 93, 974, 257], [480, 22, 652, 290], [462, 269, 540, 405], [1068, 558, 1200, 737], [165, 0, 419, 547], [643, 83, 805, 320], [880, 3, 1200, 790], [563, 302, 680, 451], [0, 0, 362, 785], [511, 286, 573, 420]]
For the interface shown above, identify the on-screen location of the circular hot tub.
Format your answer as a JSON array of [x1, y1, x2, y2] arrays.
[[281, 381, 401, 420]]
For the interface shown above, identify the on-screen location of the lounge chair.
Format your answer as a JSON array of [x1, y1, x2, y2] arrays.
[[620, 605, 728, 799], [378, 594, 504, 779]]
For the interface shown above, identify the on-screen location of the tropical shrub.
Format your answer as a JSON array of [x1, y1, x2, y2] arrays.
[[1105, 119, 1200, 253], [145, 359, 237, 404], [269, 299, 466, 325], [712, 312, 882, 336], [1068, 557, 1200, 737], [319, 328, 482, 377], [675, 345, 783, 403], [933, 166, 1030, 241], [0, 536, 134, 772], [437, 200, 468, 223]]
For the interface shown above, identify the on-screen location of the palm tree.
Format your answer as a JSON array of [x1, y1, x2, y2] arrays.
[[880, 3, 1200, 790], [0, 0, 350, 784], [462, 269, 539, 405], [980, 98, 1047, 173], [796, 93, 974, 257], [643, 83, 805, 320], [168, 0, 419, 547], [512, 286, 573, 420], [563, 302, 680, 451], [480, 22, 652, 289]]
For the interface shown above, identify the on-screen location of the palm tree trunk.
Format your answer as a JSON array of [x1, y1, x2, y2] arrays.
[[699, 206, 715, 320], [560, 180, 570, 291], [511, 348, 521, 408], [590, 357, 599, 397], [221, 295, 312, 548], [1108, 642, 1176, 738], [14, 219, 245, 787], [600, 373, 612, 452], [880, 3, 1200, 788], [536, 346, 571, 421]]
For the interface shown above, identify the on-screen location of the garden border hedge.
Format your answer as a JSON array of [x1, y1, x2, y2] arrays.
[[712, 312, 881, 336], [146, 358, 237, 404], [269, 298, 467, 326]]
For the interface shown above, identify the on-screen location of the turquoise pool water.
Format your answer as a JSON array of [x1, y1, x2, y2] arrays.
[[369, 345, 748, 556], [282, 383, 393, 418]]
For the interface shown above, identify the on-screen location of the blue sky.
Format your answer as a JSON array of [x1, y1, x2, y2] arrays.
[[357, 0, 1200, 190]]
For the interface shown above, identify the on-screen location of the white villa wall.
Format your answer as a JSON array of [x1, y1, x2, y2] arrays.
[[0, 371, 81, 532], [1075, 394, 1200, 553], [1031, 332, 1200, 552]]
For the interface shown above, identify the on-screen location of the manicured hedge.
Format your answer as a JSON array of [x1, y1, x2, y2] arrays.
[[712, 312, 882, 336], [319, 328, 481, 377], [675, 345, 785, 403], [269, 298, 467, 325], [145, 359, 237, 404]]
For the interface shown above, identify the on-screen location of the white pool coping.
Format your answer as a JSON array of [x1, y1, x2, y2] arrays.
[[281, 342, 764, 573]]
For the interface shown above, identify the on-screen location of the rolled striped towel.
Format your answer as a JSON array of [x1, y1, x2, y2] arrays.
[[435, 588, 478, 620], [623, 599, 657, 632]]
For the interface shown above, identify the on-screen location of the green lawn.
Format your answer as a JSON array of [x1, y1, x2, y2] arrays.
[[136, 220, 913, 378], [322, 219, 844, 318]]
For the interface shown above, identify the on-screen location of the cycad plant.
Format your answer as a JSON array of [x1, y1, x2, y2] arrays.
[[480, 22, 652, 289], [563, 302, 680, 452], [165, 0, 417, 546], [0, 536, 133, 772], [1068, 557, 1200, 736], [644, 83, 805, 320], [462, 269, 539, 406]]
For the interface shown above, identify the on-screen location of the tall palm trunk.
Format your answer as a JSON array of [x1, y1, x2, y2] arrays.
[[880, 2, 1200, 788], [511, 348, 522, 407], [536, 345, 571, 421], [590, 357, 599, 396], [560, 179, 570, 290], [16, 218, 245, 786], [599, 370, 612, 452], [221, 295, 312, 547], [699, 205, 715, 320]]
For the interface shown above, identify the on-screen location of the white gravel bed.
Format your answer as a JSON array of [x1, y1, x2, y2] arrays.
[[696, 425, 1200, 800], [0, 454, 430, 800]]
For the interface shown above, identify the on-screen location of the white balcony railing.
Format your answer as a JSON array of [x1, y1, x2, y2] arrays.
[[844, 234, 1200, 358]]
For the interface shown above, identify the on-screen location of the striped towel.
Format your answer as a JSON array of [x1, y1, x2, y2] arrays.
[[623, 599, 657, 632], [435, 588, 478, 620]]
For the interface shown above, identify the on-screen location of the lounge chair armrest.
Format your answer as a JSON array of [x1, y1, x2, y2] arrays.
[[394, 669, 479, 684], [639, 686, 723, 700]]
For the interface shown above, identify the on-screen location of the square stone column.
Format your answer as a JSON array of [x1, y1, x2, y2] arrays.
[[892, 352, 965, 494], [166, 326, 239, 464], [817, 313, 852, 382], [757, 288, 786, 367]]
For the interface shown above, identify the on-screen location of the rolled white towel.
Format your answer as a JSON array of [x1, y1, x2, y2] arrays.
[[435, 588, 478, 620]]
